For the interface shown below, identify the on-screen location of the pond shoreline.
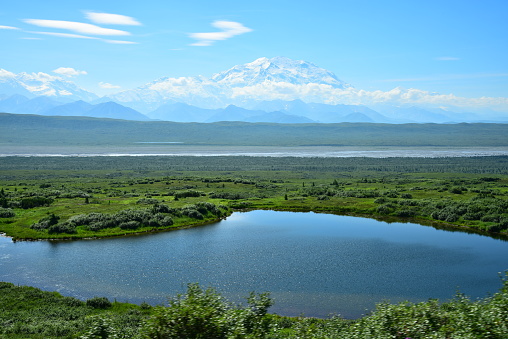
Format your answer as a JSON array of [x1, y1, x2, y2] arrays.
[[5, 207, 507, 242]]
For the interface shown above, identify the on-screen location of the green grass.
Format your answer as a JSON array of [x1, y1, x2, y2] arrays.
[[1, 156, 508, 240], [1, 155, 508, 338]]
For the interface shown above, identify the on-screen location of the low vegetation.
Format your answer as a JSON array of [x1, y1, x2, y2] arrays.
[[1, 156, 508, 337], [1, 156, 508, 240], [1, 273, 507, 338]]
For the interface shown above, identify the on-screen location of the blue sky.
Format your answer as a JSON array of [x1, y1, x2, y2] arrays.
[[1, 0, 507, 100]]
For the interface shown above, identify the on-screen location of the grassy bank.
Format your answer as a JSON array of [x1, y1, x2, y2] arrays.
[[1, 156, 508, 240]]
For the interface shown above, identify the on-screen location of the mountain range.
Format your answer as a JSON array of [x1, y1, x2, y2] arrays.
[[1, 57, 507, 123]]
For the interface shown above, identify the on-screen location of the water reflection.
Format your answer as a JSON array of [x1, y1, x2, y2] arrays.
[[1, 211, 507, 318]]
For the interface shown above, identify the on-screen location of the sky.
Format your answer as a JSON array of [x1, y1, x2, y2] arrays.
[[1, 0, 507, 101]]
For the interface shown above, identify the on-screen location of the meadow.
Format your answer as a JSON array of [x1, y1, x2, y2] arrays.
[[1, 156, 508, 240], [1, 155, 508, 338]]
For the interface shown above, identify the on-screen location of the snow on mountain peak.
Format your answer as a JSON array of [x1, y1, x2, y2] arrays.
[[211, 56, 351, 89], [0, 69, 98, 101], [106, 56, 354, 111]]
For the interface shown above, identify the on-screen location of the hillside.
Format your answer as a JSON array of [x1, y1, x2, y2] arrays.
[[1, 113, 508, 147]]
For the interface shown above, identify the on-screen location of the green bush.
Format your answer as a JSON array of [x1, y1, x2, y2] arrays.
[[0, 207, 15, 218], [141, 283, 272, 339], [48, 222, 77, 234], [86, 297, 112, 309]]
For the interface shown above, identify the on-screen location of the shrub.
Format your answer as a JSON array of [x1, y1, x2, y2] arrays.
[[48, 222, 77, 234], [374, 197, 388, 204], [141, 283, 272, 339], [182, 209, 204, 220], [209, 192, 249, 200], [376, 204, 394, 215], [0, 207, 15, 218], [174, 190, 204, 199], [86, 297, 112, 309], [397, 209, 416, 218], [119, 220, 141, 230], [136, 198, 160, 205], [31, 213, 60, 230], [20, 196, 53, 209], [160, 216, 174, 226]]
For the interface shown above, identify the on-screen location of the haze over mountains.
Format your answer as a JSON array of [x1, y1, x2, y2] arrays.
[[1, 57, 507, 123]]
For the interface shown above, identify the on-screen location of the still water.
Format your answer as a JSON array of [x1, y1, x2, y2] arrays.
[[1, 210, 507, 318]]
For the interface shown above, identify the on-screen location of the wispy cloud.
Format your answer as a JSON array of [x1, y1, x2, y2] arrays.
[[29, 31, 99, 39], [99, 82, 121, 89], [189, 20, 252, 46], [435, 56, 460, 61], [23, 19, 130, 36], [0, 25, 20, 30], [85, 12, 141, 26], [53, 67, 87, 77]]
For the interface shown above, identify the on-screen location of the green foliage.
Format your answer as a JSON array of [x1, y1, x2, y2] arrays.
[[141, 283, 273, 339], [20, 196, 54, 209], [0, 207, 15, 218], [0, 282, 148, 338], [2, 155, 508, 240], [209, 191, 251, 200], [80, 315, 119, 339], [48, 222, 77, 234], [86, 297, 113, 309], [30, 213, 60, 230], [174, 190, 204, 199], [2, 275, 508, 338]]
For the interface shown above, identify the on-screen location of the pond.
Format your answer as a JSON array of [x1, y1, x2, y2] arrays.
[[1, 210, 507, 318]]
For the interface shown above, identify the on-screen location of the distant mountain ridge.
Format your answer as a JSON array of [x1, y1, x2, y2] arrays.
[[2, 113, 508, 148], [105, 56, 352, 111], [1, 57, 507, 123], [0, 95, 149, 121]]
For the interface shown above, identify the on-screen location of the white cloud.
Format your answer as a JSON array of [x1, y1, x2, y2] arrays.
[[23, 19, 130, 36], [99, 82, 121, 89], [85, 12, 141, 26], [28, 31, 136, 45], [59, 90, 73, 96], [189, 20, 252, 46], [0, 69, 16, 78], [28, 31, 99, 39], [20, 71, 60, 82], [53, 67, 87, 77], [0, 25, 20, 30], [226, 81, 508, 111]]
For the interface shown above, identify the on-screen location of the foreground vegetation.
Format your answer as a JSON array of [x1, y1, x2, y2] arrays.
[[1, 156, 508, 240], [1, 274, 507, 338], [1, 156, 508, 338]]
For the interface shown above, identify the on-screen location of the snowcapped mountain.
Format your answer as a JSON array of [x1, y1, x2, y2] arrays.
[[0, 69, 98, 102], [108, 56, 351, 112], [2, 57, 503, 123], [211, 56, 350, 88]]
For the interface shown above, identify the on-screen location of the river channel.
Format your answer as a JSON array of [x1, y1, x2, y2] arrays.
[[1, 210, 507, 318]]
